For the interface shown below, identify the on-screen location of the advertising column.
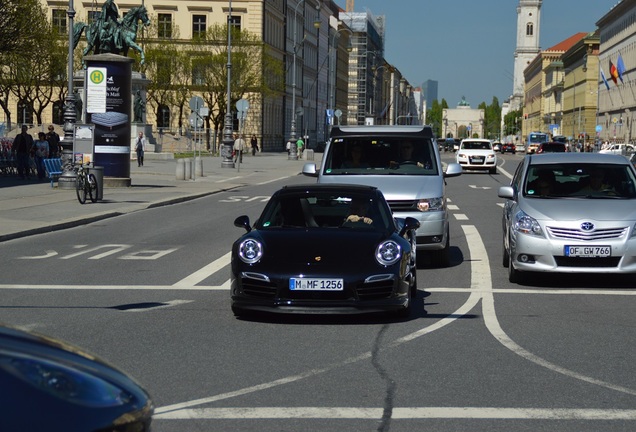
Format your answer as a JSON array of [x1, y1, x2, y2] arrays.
[[84, 54, 134, 184]]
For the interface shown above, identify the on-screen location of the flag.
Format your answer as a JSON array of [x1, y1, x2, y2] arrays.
[[609, 59, 619, 85], [600, 67, 610, 90], [617, 53, 626, 83]]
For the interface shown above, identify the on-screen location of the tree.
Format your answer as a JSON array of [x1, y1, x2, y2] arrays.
[[479, 96, 501, 139], [190, 24, 284, 150], [0, 0, 43, 55], [426, 98, 448, 137], [0, 1, 64, 126], [143, 24, 193, 135], [504, 109, 522, 136]]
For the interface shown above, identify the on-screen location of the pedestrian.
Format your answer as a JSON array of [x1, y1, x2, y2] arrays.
[[296, 137, 304, 158], [135, 131, 145, 166], [250, 135, 258, 156], [233, 133, 245, 163], [46, 125, 60, 158], [286, 140, 291, 155], [33, 132, 49, 180], [12, 125, 34, 179]]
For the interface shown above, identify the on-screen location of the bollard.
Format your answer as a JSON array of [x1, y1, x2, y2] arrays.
[[184, 158, 191, 180], [194, 157, 203, 178], [305, 149, 314, 161], [175, 158, 186, 180], [88, 166, 104, 200]]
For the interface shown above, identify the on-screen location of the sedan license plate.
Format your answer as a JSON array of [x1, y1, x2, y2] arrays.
[[289, 278, 343, 291], [564, 245, 611, 257]]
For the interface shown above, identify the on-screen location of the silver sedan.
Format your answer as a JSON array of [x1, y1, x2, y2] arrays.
[[498, 153, 636, 283]]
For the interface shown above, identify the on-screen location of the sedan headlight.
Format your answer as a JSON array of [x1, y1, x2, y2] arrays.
[[417, 197, 444, 212], [238, 239, 263, 264], [376, 241, 402, 266], [0, 352, 133, 408], [513, 210, 544, 237]]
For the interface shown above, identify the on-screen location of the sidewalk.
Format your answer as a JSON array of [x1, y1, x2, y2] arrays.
[[0, 152, 321, 242]]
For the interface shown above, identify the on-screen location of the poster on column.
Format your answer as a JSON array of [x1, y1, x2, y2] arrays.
[[86, 59, 132, 179]]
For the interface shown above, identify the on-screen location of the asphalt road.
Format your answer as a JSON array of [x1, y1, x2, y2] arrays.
[[1, 152, 636, 432]]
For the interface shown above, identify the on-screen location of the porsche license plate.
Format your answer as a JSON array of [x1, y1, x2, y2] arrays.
[[289, 278, 343, 291], [564, 245, 611, 257]]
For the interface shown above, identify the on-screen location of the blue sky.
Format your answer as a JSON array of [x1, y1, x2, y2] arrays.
[[351, 0, 617, 108]]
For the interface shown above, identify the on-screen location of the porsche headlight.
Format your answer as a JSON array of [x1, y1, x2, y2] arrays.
[[513, 210, 544, 237], [238, 239, 263, 263], [0, 352, 133, 407], [376, 241, 402, 266], [417, 197, 444, 212]]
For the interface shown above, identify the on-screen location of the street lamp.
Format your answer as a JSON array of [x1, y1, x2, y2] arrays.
[[58, 0, 78, 188], [328, 27, 352, 117], [371, 64, 387, 123], [289, 0, 321, 161], [221, 0, 235, 168]]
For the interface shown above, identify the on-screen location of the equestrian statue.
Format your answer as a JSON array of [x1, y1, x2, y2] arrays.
[[73, 0, 151, 65]]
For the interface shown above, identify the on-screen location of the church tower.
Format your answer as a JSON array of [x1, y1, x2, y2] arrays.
[[511, 0, 542, 110]]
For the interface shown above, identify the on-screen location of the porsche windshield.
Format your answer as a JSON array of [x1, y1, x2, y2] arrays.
[[322, 136, 438, 175]]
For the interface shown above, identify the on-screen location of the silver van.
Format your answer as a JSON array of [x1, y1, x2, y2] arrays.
[[302, 125, 462, 267]]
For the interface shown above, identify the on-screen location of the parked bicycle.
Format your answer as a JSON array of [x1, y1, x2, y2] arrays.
[[75, 164, 99, 204]]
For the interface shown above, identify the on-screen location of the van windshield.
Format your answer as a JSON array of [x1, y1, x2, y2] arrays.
[[322, 136, 438, 176]]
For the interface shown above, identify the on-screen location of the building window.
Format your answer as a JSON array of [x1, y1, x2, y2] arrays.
[[192, 60, 206, 86], [526, 23, 533, 36], [192, 15, 207, 38], [157, 104, 171, 129], [52, 9, 67, 34], [53, 100, 64, 125], [158, 13, 172, 38], [17, 100, 33, 125], [229, 15, 241, 30]]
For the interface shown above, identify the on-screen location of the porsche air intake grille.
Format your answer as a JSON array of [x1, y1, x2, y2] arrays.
[[356, 281, 394, 300], [547, 226, 627, 241], [241, 279, 277, 298]]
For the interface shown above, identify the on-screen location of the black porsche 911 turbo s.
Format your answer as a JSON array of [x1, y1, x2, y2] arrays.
[[231, 184, 420, 318]]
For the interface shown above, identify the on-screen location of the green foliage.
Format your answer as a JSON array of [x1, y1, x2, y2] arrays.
[[503, 108, 522, 136]]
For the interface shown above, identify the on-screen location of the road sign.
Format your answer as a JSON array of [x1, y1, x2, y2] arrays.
[[188, 112, 203, 128], [236, 99, 249, 113], [189, 96, 204, 111], [596, 125, 602, 132]]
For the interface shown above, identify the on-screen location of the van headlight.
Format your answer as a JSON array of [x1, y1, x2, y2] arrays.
[[417, 197, 444, 212], [513, 210, 544, 237]]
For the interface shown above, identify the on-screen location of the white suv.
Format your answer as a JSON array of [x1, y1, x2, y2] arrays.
[[456, 138, 497, 174]]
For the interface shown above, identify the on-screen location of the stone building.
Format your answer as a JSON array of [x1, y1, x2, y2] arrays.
[[442, 98, 485, 139]]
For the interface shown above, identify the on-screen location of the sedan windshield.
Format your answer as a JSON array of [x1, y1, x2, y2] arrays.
[[524, 163, 636, 199]]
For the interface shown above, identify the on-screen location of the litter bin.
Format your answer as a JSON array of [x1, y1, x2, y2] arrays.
[[89, 165, 104, 200], [304, 149, 314, 161]]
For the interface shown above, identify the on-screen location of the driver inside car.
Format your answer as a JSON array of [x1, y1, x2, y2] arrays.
[[390, 141, 430, 169]]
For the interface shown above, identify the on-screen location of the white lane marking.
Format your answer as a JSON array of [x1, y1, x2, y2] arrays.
[[155, 407, 636, 420], [61, 244, 131, 260], [257, 176, 292, 185], [0, 284, 226, 290], [119, 248, 180, 260], [19, 250, 58, 259], [468, 185, 491, 190], [447, 204, 459, 210], [454, 214, 469, 220], [123, 300, 193, 312], [172, 252, 231, 288], [462, 224, 636, 397], [1, 283, 635, 297], [497, 202, 504, 208]]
